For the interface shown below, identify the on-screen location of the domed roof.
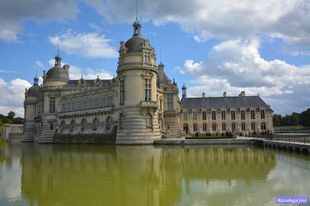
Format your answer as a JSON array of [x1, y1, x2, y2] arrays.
[[45, 65, 69, 82], [45, 54, 69, 82], [27, 85, 41, 98], [124, 20, 147, 53], [125, 36, 146, 53]]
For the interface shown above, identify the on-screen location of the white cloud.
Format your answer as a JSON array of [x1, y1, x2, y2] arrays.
[[84, 0, 310, 47], [69, 65, 113, 80], [0, 78, 31, 117], [0, 0, 78, 42], [180, 38, 310, 114], [34, 60, 44, 69], [49, 31, 117, 59], [281, 47, 310, 56]]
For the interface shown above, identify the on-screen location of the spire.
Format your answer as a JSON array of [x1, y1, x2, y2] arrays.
[[55, 38, 62, 66], [133, 0, 141, 36]]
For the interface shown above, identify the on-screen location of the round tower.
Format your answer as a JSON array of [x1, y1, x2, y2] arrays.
[[23, 76, 40, 142], [116, 20, 160, 144]]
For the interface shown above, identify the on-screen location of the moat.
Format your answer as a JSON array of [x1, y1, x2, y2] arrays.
[[0, 144, 309, 206]]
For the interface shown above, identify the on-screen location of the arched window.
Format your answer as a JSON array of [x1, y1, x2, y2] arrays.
[[105, 116, 112, 131], [70, 120, 75, 132], [60, 120, 65, 133], [81, 119, 87, 131], [119, 114, 124, 130], [146, 113, 152, 128], [93, 118, 99, 131]]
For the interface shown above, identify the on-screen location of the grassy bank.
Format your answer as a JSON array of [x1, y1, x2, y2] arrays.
[[275, 125, 305, 130], [186, 136, 237, 140]]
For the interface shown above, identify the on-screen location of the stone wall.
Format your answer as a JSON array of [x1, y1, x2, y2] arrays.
[[53, 132, 116, 144]]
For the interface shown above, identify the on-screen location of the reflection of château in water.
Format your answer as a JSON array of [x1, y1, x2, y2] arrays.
[[20, 145, 276, 206], [181, 146, 276, 182]]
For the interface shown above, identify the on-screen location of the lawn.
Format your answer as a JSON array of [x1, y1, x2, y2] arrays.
[[275, 125, 305, 130]]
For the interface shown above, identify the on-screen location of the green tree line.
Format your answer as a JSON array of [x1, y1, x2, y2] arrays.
[[273, 108, 310, 127], [0, 111, 24, 128]]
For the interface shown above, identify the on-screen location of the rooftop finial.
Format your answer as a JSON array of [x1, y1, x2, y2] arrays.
[[133, 19, 141, 36], [34, 75, 39, 86]]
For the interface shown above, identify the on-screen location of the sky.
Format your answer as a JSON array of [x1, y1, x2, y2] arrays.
[[0, 0, 310, 117]]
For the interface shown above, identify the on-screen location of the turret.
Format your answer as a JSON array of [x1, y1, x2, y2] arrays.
[[115, 20, 160, 144], [182, 83, 187, 99]]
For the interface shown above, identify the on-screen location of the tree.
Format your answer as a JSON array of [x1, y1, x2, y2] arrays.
[[273, 114, 282, 127], [8, 111, 15, 119], [300, 109, 310, 127], [290, 112, 300, 126]]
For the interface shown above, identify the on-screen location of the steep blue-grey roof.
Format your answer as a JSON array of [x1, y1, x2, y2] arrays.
[[181, 96, 272, 111]]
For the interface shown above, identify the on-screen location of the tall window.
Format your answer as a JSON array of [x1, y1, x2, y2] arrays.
[[202, 111, 207, 120], [49, 97, 55, 113], [192, 112, 197, 121], [232, 123, 236, 132], [241, 111, 245, 120], [251, 110, 255, 119], [241, 123, 246, 131], [120, 79, 125, 105], [193, 123, 198, 132], [60, 120, 65, 133], [70, 120, 75, 132], [212, 123, 217, 131], [105, 116, 112, 131], [81, 119, 87, 131], [251, 122, 256, 131], [144, 52, 151, 63], [203, 123, 207, 131], [183, 112, 188, 121], [167, 94, 174, 111], [212, 111, 216, 120], [261, 110, 265, 119], [93, 118, 99, 131], [146, 113, 152, 128], [222, 123, 226, 131], [145, 79, 151, 101], [107, 96, 113, 106], [221, 111, 226, 120], [231, 111, 236, 120], [261, 122, 266, 130]]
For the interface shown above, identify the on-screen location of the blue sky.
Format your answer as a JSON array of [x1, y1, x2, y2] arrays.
[[0, 0, 310, 116]]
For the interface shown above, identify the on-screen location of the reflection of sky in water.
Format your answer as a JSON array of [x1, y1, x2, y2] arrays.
[[177, 152, 310, 206], [0, 145, 309, 206], [0, 152, 27, 206]]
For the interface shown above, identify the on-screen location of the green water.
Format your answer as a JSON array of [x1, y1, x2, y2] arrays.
[[0, 144, 309, 206]]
